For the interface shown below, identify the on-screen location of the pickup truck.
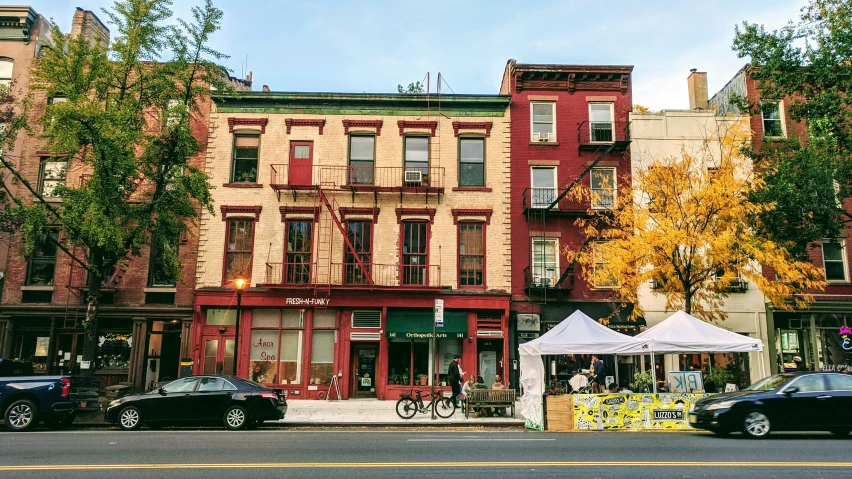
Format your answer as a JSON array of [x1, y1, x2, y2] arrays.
[[0, 359, 77, 431]]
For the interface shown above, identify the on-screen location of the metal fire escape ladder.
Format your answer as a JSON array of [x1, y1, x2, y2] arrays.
[[545, 141, 622, 212], [316, 187, 375, 291]]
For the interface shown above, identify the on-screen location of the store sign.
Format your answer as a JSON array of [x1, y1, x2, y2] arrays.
[[434, 299, 444, 327], [387, 332, 466, 339], [839, 326, 852, 352], [653, 409, 684, 421], [285, 297, 330, 306]]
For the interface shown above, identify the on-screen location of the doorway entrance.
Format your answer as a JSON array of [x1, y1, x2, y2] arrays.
[[201, 335, 235, 376], [54, 332, 84, 375], [289, 141, 313, 186], [477, 338, 504, 388], [351, 343, 378, 398]]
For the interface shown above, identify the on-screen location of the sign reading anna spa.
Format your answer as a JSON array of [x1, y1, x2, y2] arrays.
[[285, 297, 331, 306]]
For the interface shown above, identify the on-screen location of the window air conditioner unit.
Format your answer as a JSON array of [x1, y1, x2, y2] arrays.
[[404, 170, 422, 185], [535, 132, 552, 142]]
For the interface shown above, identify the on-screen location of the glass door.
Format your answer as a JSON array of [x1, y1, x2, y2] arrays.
[[54, 333, 84, 375], [351, 344, 377, 397], [201, 335, 235, 376]]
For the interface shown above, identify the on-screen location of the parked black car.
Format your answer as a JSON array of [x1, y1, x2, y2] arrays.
[[689, 371, 852, 438], [0, 359, 76, 431], [105, 375, 287, 430]]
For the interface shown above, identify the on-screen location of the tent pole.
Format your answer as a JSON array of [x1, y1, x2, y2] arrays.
[[614, 354, 619, 389], [651, 351, 657, 393]]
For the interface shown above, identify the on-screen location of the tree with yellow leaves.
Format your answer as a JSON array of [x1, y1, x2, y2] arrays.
[[569, 118, 826, 322]]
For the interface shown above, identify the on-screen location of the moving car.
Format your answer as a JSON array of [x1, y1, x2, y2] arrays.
[[0, 359, 77, 431], [105, 375, 287, 430], [688, 371, 852, 438]]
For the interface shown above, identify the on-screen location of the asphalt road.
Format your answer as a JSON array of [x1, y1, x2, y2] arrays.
[[0, 428, 850, 478]]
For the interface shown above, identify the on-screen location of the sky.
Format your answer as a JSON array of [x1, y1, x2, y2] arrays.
[[30, 0, 805, 110]]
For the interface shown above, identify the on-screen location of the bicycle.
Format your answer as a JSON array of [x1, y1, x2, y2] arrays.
[[395, 389, 456, 419]]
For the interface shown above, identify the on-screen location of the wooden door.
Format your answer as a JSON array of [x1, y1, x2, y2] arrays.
[[289, 142, 313, 186]]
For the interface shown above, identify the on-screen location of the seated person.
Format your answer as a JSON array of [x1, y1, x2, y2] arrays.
[[490, 375, 508, 416], [607, 382, 620, 393], [463, 376, 486, 417], [618, 381, 633, 393]]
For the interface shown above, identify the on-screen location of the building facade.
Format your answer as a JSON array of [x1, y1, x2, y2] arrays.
[[500, 60, 636, 387], [711, 66, 852, 375], [192, 91, 512, 400]]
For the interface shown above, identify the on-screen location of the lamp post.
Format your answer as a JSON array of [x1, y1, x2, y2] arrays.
[[232, 277, 247, 377]]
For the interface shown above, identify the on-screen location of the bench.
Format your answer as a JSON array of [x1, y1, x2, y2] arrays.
[[465, 389, 516, 418]]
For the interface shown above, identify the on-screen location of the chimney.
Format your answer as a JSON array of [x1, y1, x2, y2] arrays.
[[70, 7, 110, 46], [687, 69, 708, 110]]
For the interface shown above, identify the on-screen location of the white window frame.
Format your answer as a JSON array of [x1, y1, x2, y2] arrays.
[[590, 167, 616, 210], [761, 100, 787, 139], [530, 166, 557, 208], [530, 102, 556, 142], [531, 238, 559, 287], [39, 159, 68, 200], [821, 240, 849, 283], [593, 241, 619, 289], [588, 103, 615, 143], [0, 57, 12, 86]]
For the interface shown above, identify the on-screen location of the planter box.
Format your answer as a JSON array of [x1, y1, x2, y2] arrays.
[[545, 395, 574, 432]]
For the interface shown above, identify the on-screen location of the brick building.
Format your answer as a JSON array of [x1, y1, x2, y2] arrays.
[[711, 66, 852, 374], [192, 90, 512, 399], [499, 60, 637, 387]]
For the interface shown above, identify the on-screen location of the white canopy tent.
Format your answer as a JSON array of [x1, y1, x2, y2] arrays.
[[619, 310, 764, 392], [518, 310, 648, 430]]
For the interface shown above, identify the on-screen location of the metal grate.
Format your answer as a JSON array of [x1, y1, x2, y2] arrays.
[[351, 310, 381, 329], [350, 332, 381, 341]]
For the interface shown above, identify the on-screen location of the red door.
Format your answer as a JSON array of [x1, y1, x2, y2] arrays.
[[289, 142, 313, 186], [201, 335, 235, 376]]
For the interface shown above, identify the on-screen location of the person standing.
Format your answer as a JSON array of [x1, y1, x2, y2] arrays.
[[448, 354, 462, 407], [592, 355, 606, 393]]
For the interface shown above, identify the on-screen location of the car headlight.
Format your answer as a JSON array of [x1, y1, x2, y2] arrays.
[[707, 400, 737, 411], [108, 399, 122, 408]]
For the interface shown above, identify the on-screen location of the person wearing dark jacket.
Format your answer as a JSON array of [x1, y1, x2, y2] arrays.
[[448, 355, 462, 407]]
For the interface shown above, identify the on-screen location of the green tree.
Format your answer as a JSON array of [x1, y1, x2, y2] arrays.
[[397, 81, 424, 94], [733, 0, 852, 260], [0, 0, 229, 376]]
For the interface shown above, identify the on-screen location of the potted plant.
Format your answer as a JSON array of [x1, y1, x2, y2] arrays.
[[388, 374, 398, 385], [417, 374, 428, 386], [704, 368, 732, 393], [633, 371, 653, 393], [401, 371, 410, 386]]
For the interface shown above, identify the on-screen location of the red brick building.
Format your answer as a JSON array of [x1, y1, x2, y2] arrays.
[[711, 65, 852, 374], [499, 60, 637, 387]]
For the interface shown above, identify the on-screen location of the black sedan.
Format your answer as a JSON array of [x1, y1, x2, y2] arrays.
[[689, 371, 852, 438], [105, 376, 287, 431]]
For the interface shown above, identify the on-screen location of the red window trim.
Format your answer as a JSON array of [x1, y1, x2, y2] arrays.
[[342, 119, 383, 136], [220, 205, 262, 221], [458, 221, 486, 290], [279, 206, 320, 222], [395, 207, 436, 224], [397, 120, 437, 137], [399, 220, 431, 287], [228, 117, 268, 134], [283, 219, 314, 285], [222, 218, 256, 286], [339, 207, 380, 223], [344, 220, 374, 286], [452, 121, 493, 137], [222, 183, 263, 188], [285, 118, 326, 135], [451, 208, 492, 225]]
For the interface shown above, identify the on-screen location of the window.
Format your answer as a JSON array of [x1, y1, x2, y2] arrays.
[[250, 309, 305, 385], [761, 101, 785, 138], [0, 58, 12, 86], [224, 219, 254, 284], [349, 135, 375, 185], [197, 377, 236, 392], [589, 103, 614, 142], [827, 374, 852, 391], [594, 241, 618, 288], [148, 234, 178, 287], [822, 241, 847, 282], [531, 102, 555, 141], [459, 223, 484, 287], [345, 221, 372, 284], [387, 339, 429, 386], [404, 137, 429, 186], [459, 137, 484, 187], [39, 159, 67, 198], [532, 238, 558, 287], [26, 230, 58, 286], [163, 377, 200, 393], [531, 167, 557, 208], [402, 222, 428, 285], [285, 221, 312, 284], [310, 310, 336, 385], [787, 374, 826, 393], [231, 134, 259, 183], [49, 95, 68, 104], [590, 167, 616, 209], [165, 99, 180, 127]]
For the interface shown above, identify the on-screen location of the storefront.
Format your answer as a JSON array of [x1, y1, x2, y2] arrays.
[[773, 312, 852, 373], [192, 289, 510, 400]]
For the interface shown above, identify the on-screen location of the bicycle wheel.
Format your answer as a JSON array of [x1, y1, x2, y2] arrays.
[[434, 397, 456, 418], [396, 398, 418, 419]]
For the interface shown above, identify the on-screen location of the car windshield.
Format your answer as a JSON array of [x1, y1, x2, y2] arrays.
[[746, 374, 795, 391]]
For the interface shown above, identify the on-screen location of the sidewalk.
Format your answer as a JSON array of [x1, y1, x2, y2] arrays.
[[272, 399, 524, 427]]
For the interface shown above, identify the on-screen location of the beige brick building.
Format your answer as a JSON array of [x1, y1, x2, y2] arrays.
[[192, 92, 512, 400]]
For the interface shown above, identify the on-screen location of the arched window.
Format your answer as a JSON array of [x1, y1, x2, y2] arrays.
[[0, 58, 13, 86]]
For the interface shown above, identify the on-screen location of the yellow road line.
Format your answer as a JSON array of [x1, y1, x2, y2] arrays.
[[0, 462, 850, 471]]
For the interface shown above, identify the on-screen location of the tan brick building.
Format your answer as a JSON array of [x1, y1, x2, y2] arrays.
[[193, 92, 512, 399]]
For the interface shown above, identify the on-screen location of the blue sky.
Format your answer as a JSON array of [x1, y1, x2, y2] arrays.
[[32, 0, 804, 110]]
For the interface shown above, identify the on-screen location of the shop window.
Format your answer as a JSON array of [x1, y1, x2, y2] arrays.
[[148, 234, 178, 287], [458, 222, 484, 287], [249, 309, 304, 385], [206, 308, 237, 325], [10, 335, 50, 373], [761, 101, 785, 138], [285, 220, 312, 284], [401, 221, 428, 285], [531, 238, 558, 287], [345, 221, 372, 284], [387, 339, 429, 386], [39, 159, 67, 199], [310, 331, 334, 385], [97, 333, 131, 371], [531, 102, 555, 142], [348, 135, 375, 185], [821, 240, 848, 282], [25, 230, 59, 286], [459, 137, 484, 187], [436, 339, 462, 385], [231, 134, 259, 183], [590, 167, 616, 210], [224, 219, 254, 284]]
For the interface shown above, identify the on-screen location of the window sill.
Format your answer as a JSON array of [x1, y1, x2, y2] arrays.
[[144, 287, 177, 293], [764, 136, 786, 141], [529, 141, 559, 146], [223, 183, 263, 188], [458, 286, 486, 291], [826, 281, 851, 286], [21, 285, 56, 291], [452, 187, 492, 192]]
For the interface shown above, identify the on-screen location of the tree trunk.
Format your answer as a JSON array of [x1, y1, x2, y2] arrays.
[[79, 270, 101, 378], [684, 292, 692, 315]]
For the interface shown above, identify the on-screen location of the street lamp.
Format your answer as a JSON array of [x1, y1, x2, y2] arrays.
[[232, 276, 247, 377]]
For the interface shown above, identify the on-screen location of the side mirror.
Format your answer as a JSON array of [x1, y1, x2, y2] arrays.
[[784, 387, 798, 396], [158, 387, 167, 396]]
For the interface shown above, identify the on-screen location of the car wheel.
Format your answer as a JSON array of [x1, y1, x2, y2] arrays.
[[45, 415, 76, 430], [223, 405, 249, 430], [4, 399, 39, 431], [743, 410, 771, 438], [118, 406, 143, 431], [830, 427, 852, 437]]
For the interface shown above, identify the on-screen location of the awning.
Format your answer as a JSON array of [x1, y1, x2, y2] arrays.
[[386, 308, 467, 339]]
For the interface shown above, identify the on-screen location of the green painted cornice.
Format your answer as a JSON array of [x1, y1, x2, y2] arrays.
[[213, 91, 510, 117]]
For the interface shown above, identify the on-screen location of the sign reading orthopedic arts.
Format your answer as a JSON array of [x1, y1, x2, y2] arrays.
[[385, 308, 467, 339]]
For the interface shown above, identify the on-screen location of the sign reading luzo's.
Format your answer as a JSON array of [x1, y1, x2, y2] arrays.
[[653, 409, 684, 421], [285, 298, 331, 306], [387, 332, 466, 339]]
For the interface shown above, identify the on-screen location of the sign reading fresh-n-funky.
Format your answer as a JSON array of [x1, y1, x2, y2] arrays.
[[285, 298, 331, 306]]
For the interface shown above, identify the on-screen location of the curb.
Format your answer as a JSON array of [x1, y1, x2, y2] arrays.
[[63, 420, 525, 429]]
